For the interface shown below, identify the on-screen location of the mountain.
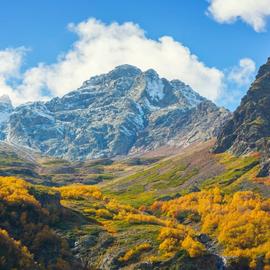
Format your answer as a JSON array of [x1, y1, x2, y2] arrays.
[[0, 65, 230, 160], [1, 63, 270, 269], [214, 58, 270, 175]]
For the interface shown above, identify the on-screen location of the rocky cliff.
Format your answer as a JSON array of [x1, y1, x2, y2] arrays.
[[214, 58, 270, 175]]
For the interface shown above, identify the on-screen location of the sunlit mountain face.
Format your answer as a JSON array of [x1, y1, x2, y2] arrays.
[[0, 65, 229, 160]]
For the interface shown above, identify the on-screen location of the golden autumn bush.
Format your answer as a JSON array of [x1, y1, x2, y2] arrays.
[[181, 235, 206, 257], [55, 184, 103, 200], [151, 188, 270, 268], [119, 242, 151, 262], [0, 176, 40, 206], [157, 225, 204, 257], [0, 177, 80, 269], [125, 213, 167, 226], [158, 226, 187, 253]]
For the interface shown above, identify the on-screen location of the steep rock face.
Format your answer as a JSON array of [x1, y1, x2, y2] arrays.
[[214, 58, 270, 156], [214, 58, 270, 177], [2, 65, 230, 160], [132, 100, 230, 153]]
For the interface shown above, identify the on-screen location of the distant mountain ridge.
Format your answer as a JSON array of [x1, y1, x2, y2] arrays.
[[0, 65, 230, 160]]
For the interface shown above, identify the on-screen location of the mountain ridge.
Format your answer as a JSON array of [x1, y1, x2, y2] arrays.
[[0, 65, 230, 160]]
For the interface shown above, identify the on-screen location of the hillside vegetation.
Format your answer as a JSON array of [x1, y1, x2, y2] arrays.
[[0, 142, 270, 269]]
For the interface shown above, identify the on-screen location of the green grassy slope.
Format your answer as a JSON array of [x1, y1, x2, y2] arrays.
[[101, 141, 269, 207], [0, 142, 163, 186]]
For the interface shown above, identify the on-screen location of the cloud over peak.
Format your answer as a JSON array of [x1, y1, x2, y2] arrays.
[[0, 18, 256, 110], [0, 19, 225, 105]]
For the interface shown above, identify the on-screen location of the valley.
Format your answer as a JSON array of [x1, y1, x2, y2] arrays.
[[0, 139, 269, 269]]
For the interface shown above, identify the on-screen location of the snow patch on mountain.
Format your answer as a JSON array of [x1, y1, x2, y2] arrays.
[[146, 78, 165, 101]]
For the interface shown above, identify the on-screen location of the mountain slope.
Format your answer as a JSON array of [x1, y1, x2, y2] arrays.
[[1, 65, 230, 160], [101, 140, 270, 207], [214, 58, 270, 175], [0, 141, 269, 269], [0, 176, 83, 269], [2, 172, 269, 270]]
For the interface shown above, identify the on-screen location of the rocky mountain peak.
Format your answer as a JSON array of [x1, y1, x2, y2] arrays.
[[0, 66, 230, 160], [108, 64, 142, 79], [144, 68, 159, 79]]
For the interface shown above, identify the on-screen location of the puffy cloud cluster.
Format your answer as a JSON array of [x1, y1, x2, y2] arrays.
[[0, 48, 25, 103], [0, 19, 224, 105], [208, 0, 270, 32], [0, 19, 256, 109]]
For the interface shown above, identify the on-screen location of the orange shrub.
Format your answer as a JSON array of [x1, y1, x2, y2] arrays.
[[181, 235, 206, 257], [55, 184, 103, 200], [0, 177, 40, 206], [125, 213, 167, 226], [119, 243, 151, 262], [151, 188, 270, 268]]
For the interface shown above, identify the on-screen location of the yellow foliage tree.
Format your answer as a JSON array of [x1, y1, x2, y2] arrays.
[[151, 188, 270, 268], [119, 243, 151, 262], [55, 184, 103, 200], [0, 177, 40, 206], [181, 235, 206, 257]]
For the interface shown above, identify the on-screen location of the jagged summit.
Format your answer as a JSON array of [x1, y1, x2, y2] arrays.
[[0, 66, 230, 160], [107, 64, 142, 79]]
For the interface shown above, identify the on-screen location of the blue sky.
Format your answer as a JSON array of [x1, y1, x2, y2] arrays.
[[0, 0, 270, 110]]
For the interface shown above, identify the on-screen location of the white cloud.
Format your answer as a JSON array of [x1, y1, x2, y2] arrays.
[[228, 58, 256, 86], [0, 19, 225, 105], [217, 58, 256, 110], [0, 19, 256, 111], [0, 48, 24, 77], [208, 0, 270, 32], [0, 48, 25, 104]]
